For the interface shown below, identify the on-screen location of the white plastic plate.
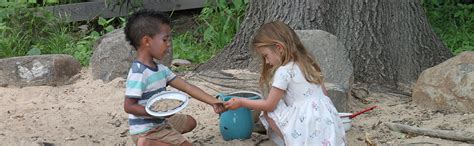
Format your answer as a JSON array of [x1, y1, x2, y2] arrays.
[[145, 91, 189, 117]]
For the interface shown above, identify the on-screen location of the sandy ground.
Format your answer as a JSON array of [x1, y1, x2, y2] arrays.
[[1, 68, 473, 145]]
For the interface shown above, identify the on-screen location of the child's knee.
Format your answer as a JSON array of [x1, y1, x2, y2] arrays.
[[137, 137, 172, 146], [181, 141, 193, 146], [185, 115, 197, 133]]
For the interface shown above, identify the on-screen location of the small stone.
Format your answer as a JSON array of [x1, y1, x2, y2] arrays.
[[172, 59, 192, 67], [65, 137, 77, 141], [78, 25, 88, 32]]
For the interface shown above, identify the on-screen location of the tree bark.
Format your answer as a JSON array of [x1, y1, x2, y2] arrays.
[[196, 0, 453, 87]]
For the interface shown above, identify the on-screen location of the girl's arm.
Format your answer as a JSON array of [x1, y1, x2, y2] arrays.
[[169, 77, 226, 113], [321, 82, 329, 96], [226, 87, 285, 112]]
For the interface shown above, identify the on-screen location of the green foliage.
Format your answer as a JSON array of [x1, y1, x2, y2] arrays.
[[71, 31, 100, 65], [98, 17, 123, 34], [0, 0, 131, 66], [0, 0, 246, 66], [172, 32, 209, 63], [172, 0, 247, 64], [0, 2, 96, 66], [0, 3, 58, 58], [423, 0, 474, 54], [78, 16, 125, 64]]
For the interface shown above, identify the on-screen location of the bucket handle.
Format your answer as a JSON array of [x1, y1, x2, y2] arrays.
[[216, 93, 261, 101]]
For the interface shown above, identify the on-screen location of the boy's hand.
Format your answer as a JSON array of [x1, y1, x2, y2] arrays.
[[224, 98, 242, 110], [212, 102, 226, 114]]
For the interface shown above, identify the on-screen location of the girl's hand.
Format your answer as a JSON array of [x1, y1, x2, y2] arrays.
[[211, 102, 226, 114], [224, 98, 242, 110]]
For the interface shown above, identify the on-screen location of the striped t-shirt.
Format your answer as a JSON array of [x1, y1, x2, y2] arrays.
[[125, 60, 177, 135]]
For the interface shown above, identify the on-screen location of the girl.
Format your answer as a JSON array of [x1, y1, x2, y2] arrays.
[[224, 21, 346, 146]]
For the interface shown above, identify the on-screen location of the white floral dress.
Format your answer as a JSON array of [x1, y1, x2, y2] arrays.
[[260, 62, 346, 146]]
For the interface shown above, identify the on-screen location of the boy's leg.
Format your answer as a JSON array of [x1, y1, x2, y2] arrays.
[[168, 114, 197, 134], [137, 138, 191, 146], [131, 124, 189, 146], [180, 141, 193, 146], [137, 137, 172, 146]]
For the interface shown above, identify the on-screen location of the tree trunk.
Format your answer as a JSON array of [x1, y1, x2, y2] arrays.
[[196, 0, 453, 88]]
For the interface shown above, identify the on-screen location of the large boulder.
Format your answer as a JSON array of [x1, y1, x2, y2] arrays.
[[0, 54, 81, 87], [413, 51, 474, 112], [295, 30, 354, 112], [90, 29, 173, 82]]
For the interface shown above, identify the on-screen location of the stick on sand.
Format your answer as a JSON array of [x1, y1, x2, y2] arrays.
[[385, 122, 474, 143]]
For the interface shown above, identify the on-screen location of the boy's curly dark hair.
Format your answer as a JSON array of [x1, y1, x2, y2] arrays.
[[124, 9, 171, 49]]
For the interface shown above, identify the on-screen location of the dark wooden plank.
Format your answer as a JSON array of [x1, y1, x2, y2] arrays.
[[45, 0, 205, 22]]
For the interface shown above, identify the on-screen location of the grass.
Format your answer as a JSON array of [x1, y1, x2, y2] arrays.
[[171, 0, 247, 64], [423, 0, 474, 54], [0, 1, 122, 66]]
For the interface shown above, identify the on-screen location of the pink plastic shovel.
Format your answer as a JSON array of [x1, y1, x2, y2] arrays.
[[349, 106, 377, 119]]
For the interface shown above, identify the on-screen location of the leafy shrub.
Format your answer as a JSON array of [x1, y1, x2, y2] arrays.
[[423, 0, 474, 54], [0, 1, 124, 66], [172, 0, 247, 63]]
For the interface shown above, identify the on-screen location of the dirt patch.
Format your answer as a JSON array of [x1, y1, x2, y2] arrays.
[[346, 91, 474, 145]]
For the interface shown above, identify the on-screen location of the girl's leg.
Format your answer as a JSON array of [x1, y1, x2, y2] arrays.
[[264, 112, 284, 139]]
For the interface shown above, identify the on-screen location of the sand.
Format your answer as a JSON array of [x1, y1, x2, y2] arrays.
[[0, 68, 473, 145]]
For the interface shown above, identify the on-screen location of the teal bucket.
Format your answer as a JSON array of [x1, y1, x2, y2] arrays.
[[217, 91, 261, 141]]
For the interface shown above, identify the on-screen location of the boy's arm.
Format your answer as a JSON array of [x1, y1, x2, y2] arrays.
[[169, 77, 225, 113], [124, 97, 151, 117]]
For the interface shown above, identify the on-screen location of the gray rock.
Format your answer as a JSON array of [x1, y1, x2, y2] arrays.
[[325, 83, 351, 112], [90, 29, 172, 82], [295, 30, 354, 112], [0, 54, 81, 87], [413, 51, 474, 112]]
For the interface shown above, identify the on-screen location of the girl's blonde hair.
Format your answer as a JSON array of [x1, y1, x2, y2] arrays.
[[252, 21, 324, 94]]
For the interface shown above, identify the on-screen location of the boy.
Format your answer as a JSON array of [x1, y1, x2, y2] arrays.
[[123, 9, 226, 146]]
